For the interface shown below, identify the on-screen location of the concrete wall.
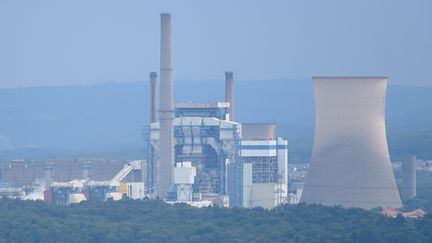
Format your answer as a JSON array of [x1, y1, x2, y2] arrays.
[[250, 183, 277, 209]]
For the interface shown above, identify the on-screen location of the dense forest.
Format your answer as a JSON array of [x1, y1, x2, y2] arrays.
[[387, 129, 432, 162], [0, 198, 431, 243], [1, 161, 431, 242]]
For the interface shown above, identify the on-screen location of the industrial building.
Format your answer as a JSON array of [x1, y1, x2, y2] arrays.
[[143, 13, 288, 208], [241, 123, 288, 209], [144, 101, 288, 208], [44, 160, 146, 205], [145, 102, 241, 202], [1, 159, 131, 188], [301, 77, 402, 209]]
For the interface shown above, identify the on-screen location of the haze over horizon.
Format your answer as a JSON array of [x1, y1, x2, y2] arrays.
[[1, 0, 432, 88]]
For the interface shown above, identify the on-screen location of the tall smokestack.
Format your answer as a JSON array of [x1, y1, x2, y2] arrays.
[[81, 161, 91, 181], [44, 162, 53, 189], [225, 71, 234, 121], [401, 155, 416, 200], [150, 72, 158, 123], [158, 13, 174, 198]]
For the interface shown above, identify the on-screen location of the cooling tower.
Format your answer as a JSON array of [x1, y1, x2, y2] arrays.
[[301, 77, 402, 209], [225, 71, 234, 121], [401, 155, 416, 200], [150, 72, 158, 123], [158, 13, 174, 198]]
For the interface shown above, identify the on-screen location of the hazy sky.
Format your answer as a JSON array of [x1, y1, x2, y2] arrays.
[[1, 0, 431, 88]]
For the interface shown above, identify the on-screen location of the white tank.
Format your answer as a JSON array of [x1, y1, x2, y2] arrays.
[[301, 77, 402, 209]]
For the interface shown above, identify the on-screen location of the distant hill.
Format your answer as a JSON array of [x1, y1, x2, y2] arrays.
[[0, 80, 431, 161]]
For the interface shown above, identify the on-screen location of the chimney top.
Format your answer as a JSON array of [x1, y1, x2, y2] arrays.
[[225, 71, 233, 79]]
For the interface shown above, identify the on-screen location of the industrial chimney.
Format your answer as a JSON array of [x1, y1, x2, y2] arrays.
[[301, 77, 402, 209], [44, 162, 53, 189], [81, 161, 91, 181], [401, 155, 416, 200], [150, 72, 158, 123], [158, 13, 175, 198], [225, 71, 234, 121]]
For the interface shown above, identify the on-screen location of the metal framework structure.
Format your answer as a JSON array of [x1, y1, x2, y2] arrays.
[[242, 156, 278, 183], [145, 116, 242, 206]]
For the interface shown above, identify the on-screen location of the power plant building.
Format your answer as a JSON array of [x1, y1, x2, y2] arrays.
[[5, 13, 407, 211], [146, 102, 242, 204], [145, 104, 288, 208], [301, 77, 402, 209], [143, 13, 289, 208], [241, 123, 288, 209]]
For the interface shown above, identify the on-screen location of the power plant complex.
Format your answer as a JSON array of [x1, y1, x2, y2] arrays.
[[144, 13, 288, 208], [0, 13, 423, 211], [144, 14, 405, 210]]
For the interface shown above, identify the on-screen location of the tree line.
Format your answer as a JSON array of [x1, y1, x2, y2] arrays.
[[0, 198, 431, 243]]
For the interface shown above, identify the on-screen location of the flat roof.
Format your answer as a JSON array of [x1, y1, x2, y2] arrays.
[[175, 102, 229, 109], [242, 122, 276, 126]]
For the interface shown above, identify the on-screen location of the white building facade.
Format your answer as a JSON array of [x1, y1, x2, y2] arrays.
[[241, 138, 288, 209]]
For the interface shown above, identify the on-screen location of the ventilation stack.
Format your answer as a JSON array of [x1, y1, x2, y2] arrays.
[[44, 162, 54, 189], [225, 71, 234, 121], [150, 72, 158, 123], [401, 155, 416, 200], [81, 161, 91, 181], [158, 13, 174, 198], [301, 77, 402, 209]]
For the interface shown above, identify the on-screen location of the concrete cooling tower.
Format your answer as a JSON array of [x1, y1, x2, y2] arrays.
[[301, 77, 402, 209]]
